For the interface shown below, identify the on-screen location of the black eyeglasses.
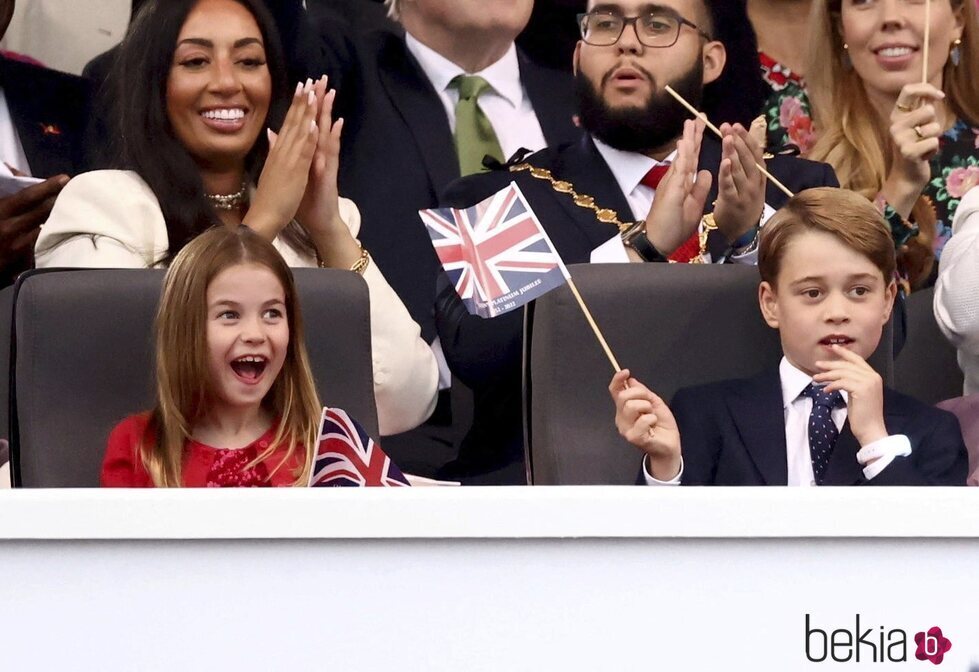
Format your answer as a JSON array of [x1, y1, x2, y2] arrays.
[[577, 10, 712, 48]]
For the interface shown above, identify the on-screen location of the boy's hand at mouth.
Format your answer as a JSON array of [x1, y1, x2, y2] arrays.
[[814, 345, 888, 449]]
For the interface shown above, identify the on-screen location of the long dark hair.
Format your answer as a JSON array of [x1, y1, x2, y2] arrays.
[[701, 0, 767, 127], [107, 0, 290, 263]]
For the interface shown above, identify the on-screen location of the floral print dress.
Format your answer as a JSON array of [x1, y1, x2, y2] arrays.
[[927, 119, 979, 260], [759, 48, 979, 263], [760, 52, 816, 155]]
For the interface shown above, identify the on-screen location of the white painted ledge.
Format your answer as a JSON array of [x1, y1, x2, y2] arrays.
[[0, 487, 976, 540]]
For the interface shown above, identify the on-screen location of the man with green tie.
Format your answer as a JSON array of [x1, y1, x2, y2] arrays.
[[266, 0, 580, 470]]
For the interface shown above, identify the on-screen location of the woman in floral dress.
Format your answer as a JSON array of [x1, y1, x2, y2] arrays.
[[805, 0, 979, 288]]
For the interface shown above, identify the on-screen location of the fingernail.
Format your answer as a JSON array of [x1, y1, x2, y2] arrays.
[[295, 82, 303, 95], [307, 90, 315, 105], [305, 77, 313, 90], [266, 128, 273, 142]]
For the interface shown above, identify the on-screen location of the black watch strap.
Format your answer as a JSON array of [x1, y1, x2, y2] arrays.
[[628, 230, 669, 263]]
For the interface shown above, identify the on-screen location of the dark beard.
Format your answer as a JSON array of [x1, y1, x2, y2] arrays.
[[574, 59, 705, 154]]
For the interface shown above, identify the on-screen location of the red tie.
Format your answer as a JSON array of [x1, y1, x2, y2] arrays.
[[641, 164, 701, 262], [641, 164, 670, 189]]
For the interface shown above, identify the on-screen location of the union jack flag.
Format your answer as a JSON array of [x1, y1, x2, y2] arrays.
[[309, 408, 410, 487], [420, 182, 570, 318]]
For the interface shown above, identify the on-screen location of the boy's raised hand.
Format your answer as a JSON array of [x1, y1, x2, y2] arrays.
[[609, 369, 682, 480], [813, 345, 888, 447]]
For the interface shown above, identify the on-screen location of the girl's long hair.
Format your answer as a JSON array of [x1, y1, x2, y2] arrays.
[[142, 226, 322, 487], [106, 0, 312, 264]]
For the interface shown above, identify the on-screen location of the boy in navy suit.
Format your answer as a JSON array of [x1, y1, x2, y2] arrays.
[[610, 187, 968, 486]]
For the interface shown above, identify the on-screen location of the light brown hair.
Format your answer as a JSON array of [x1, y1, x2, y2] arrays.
[[805, 0, 977, 286], [141, 226, 322, 487], [759, 188, 897, 286], [806, 0, 979, 194]]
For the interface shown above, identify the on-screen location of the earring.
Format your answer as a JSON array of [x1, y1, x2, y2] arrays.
[[950, 38, 962, 67], [842, 43, 852, 70]]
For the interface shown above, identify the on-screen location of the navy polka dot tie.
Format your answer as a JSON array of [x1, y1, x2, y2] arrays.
[[801, 383, 845, 485]]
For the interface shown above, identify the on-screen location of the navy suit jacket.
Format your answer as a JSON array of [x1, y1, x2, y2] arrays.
[[435, 136, 839, 483], [0, 56, 90, 286], [0, 56, 89, 179], [266, 1, 580, 340], [668, 368, 968, 486]]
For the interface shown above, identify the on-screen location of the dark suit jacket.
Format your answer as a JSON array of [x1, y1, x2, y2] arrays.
[[669, 368, 968, 486], [435, 135, 839, 483], [0, 56, 90, 286], [267, 0, 580, 340], [0, 56, 89, 179]]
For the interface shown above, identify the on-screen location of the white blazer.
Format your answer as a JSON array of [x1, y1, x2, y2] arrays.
[[35, 170, 439, 435]]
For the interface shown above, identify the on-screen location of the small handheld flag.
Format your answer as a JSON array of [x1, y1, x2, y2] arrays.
[[309, 408, 410, 487], [420, 181, 570, 319], [421, 182, 622, 372]]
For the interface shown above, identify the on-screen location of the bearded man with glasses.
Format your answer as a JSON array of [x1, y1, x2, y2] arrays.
[[432, 0, 841, 485]]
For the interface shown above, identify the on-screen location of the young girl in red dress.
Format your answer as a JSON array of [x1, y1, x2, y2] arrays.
[[103, 226, 356, 487]]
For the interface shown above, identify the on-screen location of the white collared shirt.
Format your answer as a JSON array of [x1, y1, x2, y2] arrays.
[[591, 136, 674, 222], [0, 88, 31, 176], [644, 356, 912, 485], [404, 33, 546, 163]]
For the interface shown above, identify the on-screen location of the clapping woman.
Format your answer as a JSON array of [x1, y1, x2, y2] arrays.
[[35, 0, 438, 435]]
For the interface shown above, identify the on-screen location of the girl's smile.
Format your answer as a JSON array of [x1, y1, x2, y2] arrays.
[[205, 262, 289, 414]]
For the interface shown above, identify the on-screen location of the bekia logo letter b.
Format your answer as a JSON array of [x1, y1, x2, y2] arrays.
[[915, 627, 952, 665]]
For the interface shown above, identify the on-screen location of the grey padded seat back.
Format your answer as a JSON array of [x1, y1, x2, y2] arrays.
[[893, 286, 963, 404], [525, 263, 893, 485], [0, 285, 14, 447], [11, 268, 377, 487]]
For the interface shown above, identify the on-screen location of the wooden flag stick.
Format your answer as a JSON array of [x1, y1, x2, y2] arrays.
[[664, 85, 795, 199], [922, 0, 932, 83], [565, 275, 622, 373]]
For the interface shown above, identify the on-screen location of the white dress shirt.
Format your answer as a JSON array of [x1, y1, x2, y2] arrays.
[[592, 137, 673, 222], [590, 136, 774, 264], [934, 185, 979, 396], [644, 357, 912, 485], [0, 88, 31, 175], [404, 33, 547, 162]]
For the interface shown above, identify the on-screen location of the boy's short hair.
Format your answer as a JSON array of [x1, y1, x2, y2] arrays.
[[758, 187, 896, 285]]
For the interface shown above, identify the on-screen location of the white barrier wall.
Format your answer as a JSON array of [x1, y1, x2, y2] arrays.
[[1, 488, 978, 671]]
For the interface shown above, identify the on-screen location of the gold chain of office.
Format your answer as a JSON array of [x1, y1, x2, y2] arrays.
[[508, 162, 715, 263]]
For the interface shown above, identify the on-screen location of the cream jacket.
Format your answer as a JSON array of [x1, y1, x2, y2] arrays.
[[935, 186, 979, 396], [35, 170, 438, 435]]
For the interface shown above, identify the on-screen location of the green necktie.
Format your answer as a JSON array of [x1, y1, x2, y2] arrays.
[[451, 75, 504, 176]]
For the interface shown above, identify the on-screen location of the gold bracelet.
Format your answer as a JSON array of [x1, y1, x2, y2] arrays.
[[349, 245, 370, 275]]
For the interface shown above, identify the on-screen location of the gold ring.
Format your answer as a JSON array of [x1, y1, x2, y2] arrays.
[[913, 125, 925, 139], [896, 102, 914, 113]]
